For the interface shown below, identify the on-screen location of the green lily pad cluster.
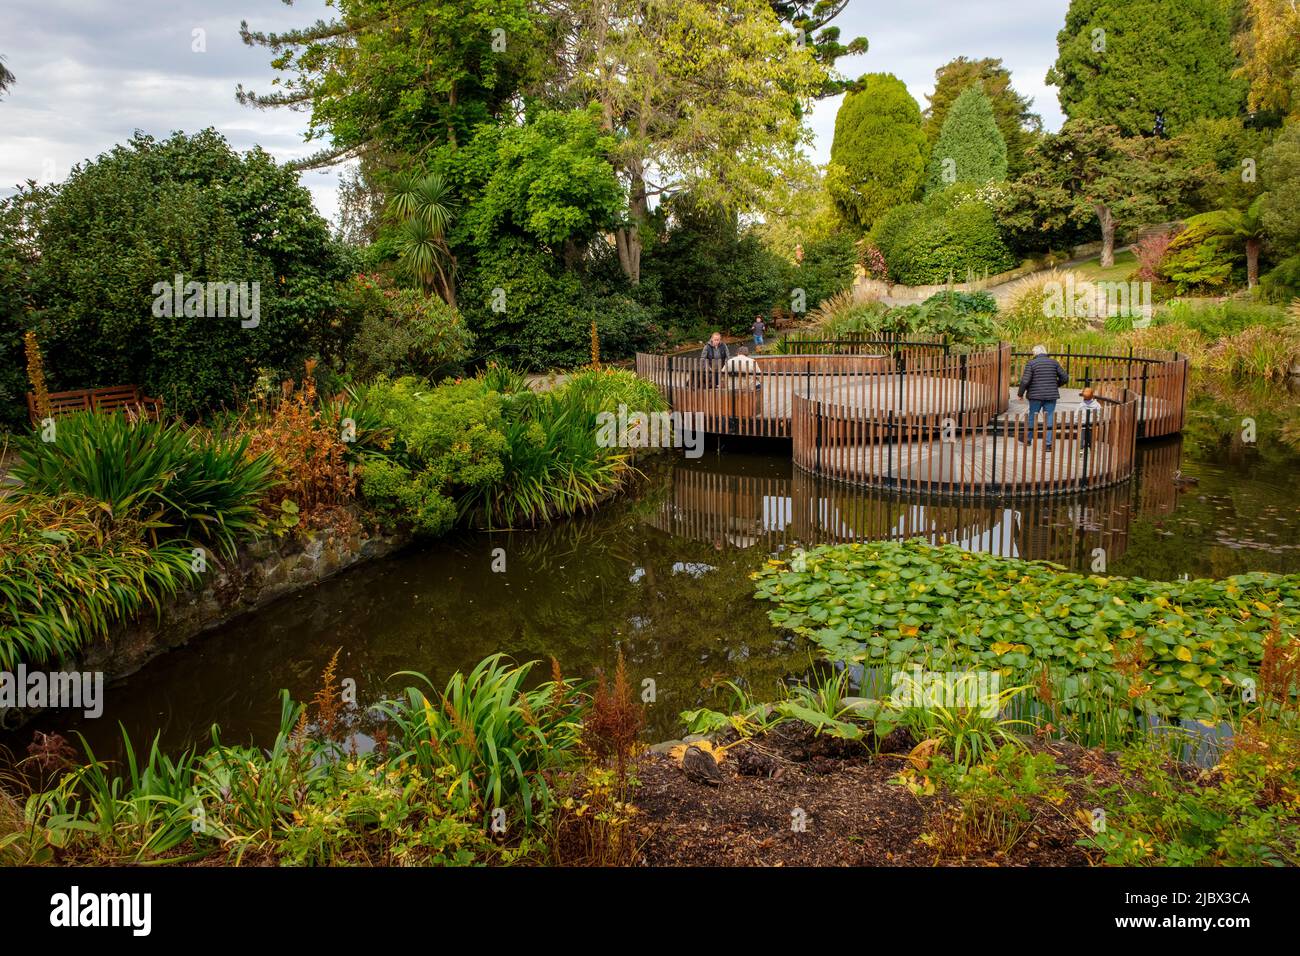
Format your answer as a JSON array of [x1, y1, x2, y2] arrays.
[[752, 540, 1300, 721]]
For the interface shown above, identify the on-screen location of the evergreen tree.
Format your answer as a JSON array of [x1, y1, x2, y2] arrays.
[[1047, 0, 1246, 136], [926, 85, 1008, 195], [924, 57, 1041, 176], [827, 73, 928, 232]]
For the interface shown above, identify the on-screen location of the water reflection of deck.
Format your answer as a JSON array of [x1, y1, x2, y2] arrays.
[[648, 441, 1181, 570]]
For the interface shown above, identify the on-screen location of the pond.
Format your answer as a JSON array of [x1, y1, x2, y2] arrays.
[[8, 376, 1300, 760]]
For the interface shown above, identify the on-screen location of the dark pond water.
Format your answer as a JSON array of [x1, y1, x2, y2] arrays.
[[8, 376, 1300, 760]]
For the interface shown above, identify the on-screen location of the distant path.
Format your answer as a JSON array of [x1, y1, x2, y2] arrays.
[[874, 252, 1103, 308]]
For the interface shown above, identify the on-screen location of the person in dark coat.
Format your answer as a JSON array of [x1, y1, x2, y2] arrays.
[[1018, 345, 1068, 450], [701, 332, 729, 387]]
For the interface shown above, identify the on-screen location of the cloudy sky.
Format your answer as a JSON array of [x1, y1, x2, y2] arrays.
[[1, 0, 1072, 227]]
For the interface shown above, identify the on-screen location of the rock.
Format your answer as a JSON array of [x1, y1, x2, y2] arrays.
[[648, 739, 683, 755]]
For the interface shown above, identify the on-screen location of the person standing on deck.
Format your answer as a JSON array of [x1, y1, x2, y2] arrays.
[[1079, 386, 1102, 454], [1017, 345, 1068, 452], [702, 332, 729, 388]]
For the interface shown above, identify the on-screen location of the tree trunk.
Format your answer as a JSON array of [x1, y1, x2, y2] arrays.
[[1097, 204, 1116, 268], [1246, 238, 1261, 288], [616, 161, 648, 285]]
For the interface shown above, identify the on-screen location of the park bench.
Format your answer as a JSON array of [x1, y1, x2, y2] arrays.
[[27, 385, 164, 426]]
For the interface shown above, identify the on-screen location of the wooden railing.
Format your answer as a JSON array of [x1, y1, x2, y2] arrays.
[[793, 387, 1140, 497], [1009, 346, 1188, 438], [634, 343, 1012, 440], [636, 339, 1186, 499], [774, 331, 952, 360]]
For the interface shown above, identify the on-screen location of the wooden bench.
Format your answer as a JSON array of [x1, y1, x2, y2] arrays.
[[27, 385, 164, 426]]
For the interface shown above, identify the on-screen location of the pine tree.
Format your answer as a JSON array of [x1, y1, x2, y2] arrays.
[[926, 85, 1008, 195]]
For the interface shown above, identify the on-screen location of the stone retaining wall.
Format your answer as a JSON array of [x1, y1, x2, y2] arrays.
[[1, 522, 409, 727]]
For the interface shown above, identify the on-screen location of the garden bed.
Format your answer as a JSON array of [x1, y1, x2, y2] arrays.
[[634, 724, 1111, 866]]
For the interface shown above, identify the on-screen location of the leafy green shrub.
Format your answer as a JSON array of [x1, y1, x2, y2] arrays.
[[1080, 731, 1300, 866], [1261, 254, 1300, 303], [340, 274, 472, 382], [475, 361, 529, 395], [869, 188, 1016, 286], [11, 412, 274, 554], [358, 378, 507, 535], [460, 370, 657, 529], [906, 746, 1064, 860], [914, 302, 998, 345], [753, 540, 1299, 721], [460, 238, 661, 369], [0, 185, 46, 433], [359, 370, 652, 534], [28, 130, 353, 417], [798, 290, 996, 346], [1159, 220, 1242, 294], [790, 232, 857, 311], [374, 654, 586, 824], [16, 653, 586, 864], [640, 196, 788, 334], [560, 366, 667, 418], [923, 290, 998, 315]]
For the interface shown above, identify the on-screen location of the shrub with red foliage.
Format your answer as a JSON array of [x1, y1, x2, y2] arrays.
[[1133, 230, 1179, 284]]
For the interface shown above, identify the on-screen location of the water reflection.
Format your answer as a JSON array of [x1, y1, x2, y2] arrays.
[[650, 439, 1182, 571]]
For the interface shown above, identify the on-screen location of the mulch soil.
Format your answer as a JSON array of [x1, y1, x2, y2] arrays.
[[633, 724, 1124, 867]]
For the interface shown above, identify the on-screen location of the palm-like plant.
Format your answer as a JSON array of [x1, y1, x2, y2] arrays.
[[387, 171, 458, 307], [1200, 196, 1269, 288]]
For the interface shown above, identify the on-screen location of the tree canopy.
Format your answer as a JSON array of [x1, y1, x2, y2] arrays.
[[237, 0, 541, 168], [1234, 0, 1300, 120], [827, 73, 928, 233], [1047, 0, 1245, 136], [924, 57, 1041, 176], [26, 130, 351, 415], [1000, 120, 1187, 266], [926, 84, 1009, 195]]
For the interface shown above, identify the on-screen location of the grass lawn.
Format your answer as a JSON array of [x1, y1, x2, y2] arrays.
[[1071, 249, 1138, 284]]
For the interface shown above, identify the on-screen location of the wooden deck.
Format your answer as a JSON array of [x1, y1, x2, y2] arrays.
[[635, 341, 1187, 499]]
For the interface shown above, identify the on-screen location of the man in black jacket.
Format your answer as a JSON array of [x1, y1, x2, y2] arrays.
[[701, 332, 729, 387], [1018, 345, 1068, 451]]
